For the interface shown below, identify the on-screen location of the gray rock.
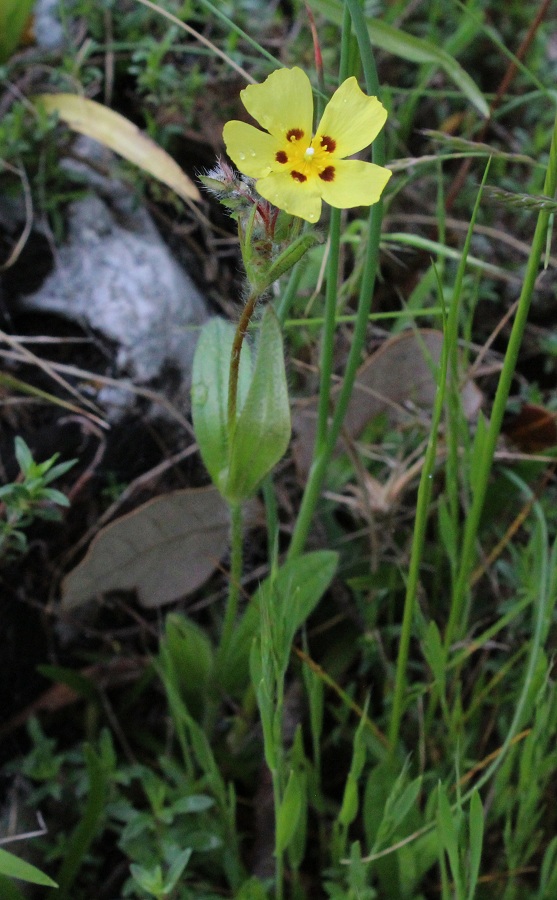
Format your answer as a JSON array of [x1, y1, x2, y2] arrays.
[[34, 0, 65, 50], [19, 191, 208, 387]]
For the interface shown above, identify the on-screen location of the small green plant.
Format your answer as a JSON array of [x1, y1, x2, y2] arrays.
[[9, 717, 249, 899], [0, 437, 75, 560]]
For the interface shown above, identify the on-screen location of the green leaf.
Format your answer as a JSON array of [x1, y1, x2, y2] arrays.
[[172, 794, 214, 814], [165, 848, 193, 893], [52, 745, 109, 899], [191, 318, 252, 491], [235, 877, 268, 899], [437, 783, 463, 896], [183, 715, 228, 808], [163, 613, 214, 718], [41, 488, 70, 506], [467, 790, 484, 900], [373, 771, 423, 851], [0, 849, 57, 887], [14, 437, 34, 476], [276, 769, 303, 854], [249, 638, 276, 771], [42, 458, 77, 484], [129, 862, 165, 894], [225, 307, 290, 502], [338, 777, 359, 829], [260, 232, 322, 292], [224, 551, 338, 695], [540, 836, 557, 898], [338, 701, 370, 828], [422, 620, 446, 697], [0, 0, 34, 64], [310, 0, 488, 118]]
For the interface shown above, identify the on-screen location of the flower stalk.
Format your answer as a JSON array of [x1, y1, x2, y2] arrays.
[[227, 288, 260, 432]]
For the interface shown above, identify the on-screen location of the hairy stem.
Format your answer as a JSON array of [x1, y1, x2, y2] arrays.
[[227, 290, 259, 432]]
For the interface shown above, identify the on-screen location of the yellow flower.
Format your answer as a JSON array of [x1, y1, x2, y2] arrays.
[[222, 67, 391, 223]]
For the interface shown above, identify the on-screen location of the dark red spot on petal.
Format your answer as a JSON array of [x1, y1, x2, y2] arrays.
[[320, 135, 336, 153], [275, 150, 288, 164], [287, 128, 304, 142], [291, 170, 307, 182], [319, 166, 335, 182]]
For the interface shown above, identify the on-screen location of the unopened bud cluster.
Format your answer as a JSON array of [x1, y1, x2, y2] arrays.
[[200, 158, 282, 238]]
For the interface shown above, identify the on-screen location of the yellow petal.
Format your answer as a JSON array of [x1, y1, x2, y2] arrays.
[[223, 120, 282, 177], [240, 67, 313, 142], [314, 77, 387, 159], [255, 171, 322, 223], [319, 159, 392, 209]]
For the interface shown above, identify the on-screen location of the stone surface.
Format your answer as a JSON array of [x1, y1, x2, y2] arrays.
[[34, 0, 65, 50], [18, 182, 208, 388]]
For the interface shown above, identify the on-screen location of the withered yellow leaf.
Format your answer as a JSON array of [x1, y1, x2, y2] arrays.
[[35, 93, 200, 202]]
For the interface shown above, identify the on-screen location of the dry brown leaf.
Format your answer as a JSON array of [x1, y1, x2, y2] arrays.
[[61, 486, 229, 610], [293, 329, 482, 477], [35, 94, 201, 202]]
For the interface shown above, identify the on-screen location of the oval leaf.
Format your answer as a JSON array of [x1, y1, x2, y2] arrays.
[[225, 306, 290, 502], [34, 94, 200, 202], [191, 317, 252, 491], [62, 487, 230, 609]]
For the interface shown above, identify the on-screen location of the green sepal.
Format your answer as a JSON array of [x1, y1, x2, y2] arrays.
[[265, 232, 322, 286], [191, 318, 252, 492], [273, 209, 301, 244], [238, 202, 260, 288], [225, 306, 290, 502], [242, 231, 322, 296]]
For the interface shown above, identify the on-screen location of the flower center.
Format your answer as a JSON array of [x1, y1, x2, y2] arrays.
[[274, 131, 337, 185]]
